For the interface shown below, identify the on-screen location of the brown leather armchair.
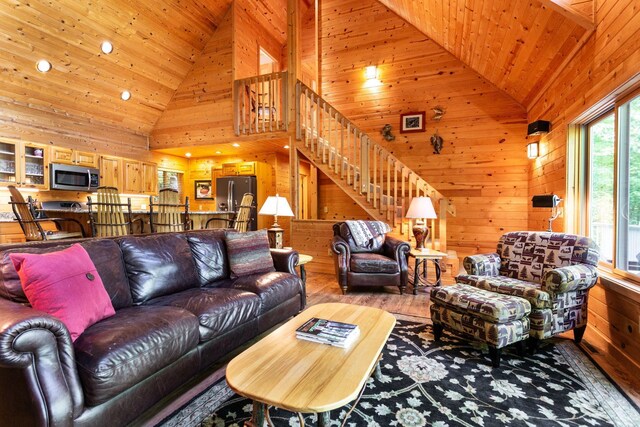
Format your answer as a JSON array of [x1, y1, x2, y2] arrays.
[[331, 222, 411, 294]]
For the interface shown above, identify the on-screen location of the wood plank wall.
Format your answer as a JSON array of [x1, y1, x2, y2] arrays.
[[302, 0, 529, 260], [150, 6, 235, 148], [528, 0, 640, 374], [234, 0, 287, 79]]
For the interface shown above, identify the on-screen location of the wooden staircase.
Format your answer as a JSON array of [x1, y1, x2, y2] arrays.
[[295, 81, 455, 249]]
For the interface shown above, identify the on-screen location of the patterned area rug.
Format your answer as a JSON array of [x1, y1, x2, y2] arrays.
[[158, 320, 640, 427]]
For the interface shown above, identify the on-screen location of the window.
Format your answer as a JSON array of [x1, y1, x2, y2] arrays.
[[578, 90, 640, 280], [157, 170, 184, 197]]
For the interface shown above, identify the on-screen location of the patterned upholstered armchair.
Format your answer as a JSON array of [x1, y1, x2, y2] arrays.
[[457, 231, 599, 346], [331, 221, 410, 295]]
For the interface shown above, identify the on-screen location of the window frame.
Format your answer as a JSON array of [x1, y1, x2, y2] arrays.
[[568, 86, 640, 285]]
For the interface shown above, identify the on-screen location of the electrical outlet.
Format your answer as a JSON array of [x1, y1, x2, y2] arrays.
[[324, 206, 328, 213], [328, 248, 332, 256]]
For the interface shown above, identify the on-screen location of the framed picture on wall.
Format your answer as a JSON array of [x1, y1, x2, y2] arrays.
[[194, 180, 212, 199], [400, 112, 426, 133]]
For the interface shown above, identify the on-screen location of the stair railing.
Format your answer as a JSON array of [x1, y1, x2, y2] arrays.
[[234, 71, 288, 136], [296, 81, 455, 248]]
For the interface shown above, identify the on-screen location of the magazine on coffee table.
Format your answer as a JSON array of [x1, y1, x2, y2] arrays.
[[296, 317, 360, 348]]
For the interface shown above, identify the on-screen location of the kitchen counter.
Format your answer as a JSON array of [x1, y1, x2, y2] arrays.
[[39, 208, 234, 215]]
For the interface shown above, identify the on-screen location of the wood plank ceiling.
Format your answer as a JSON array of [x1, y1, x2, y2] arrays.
[[378, 0, 592, 108], [0, 0, 232, 136]]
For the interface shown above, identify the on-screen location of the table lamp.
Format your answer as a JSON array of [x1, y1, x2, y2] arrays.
[[258, 194, 294, 248], [405, 196, 437, 250]]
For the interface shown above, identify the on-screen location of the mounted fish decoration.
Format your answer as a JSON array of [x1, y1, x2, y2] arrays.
[[431, 132, 444, 154], [432, 106, 445, 121], [381, 123, 395, 141]]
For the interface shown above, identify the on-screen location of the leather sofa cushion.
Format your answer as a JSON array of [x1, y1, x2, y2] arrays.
[[186, 230, 229, 286], [338, 222, 385, 253], [119, 234, 199, 304], [350, 253, 399, 274], [0, 239, 132, 309], [228, 272, 301, 312], [148, 288, 261, 342], [74, 305, 199, 406]]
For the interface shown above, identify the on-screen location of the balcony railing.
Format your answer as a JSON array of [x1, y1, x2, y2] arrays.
[[234, 71, 288, 136]]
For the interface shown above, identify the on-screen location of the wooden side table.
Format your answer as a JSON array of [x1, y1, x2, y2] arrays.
[[407, 248, 447, 294], [297, 253, 313, 287]]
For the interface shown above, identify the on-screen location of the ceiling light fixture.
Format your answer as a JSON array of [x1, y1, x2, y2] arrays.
[[185, 152, 192, 158], [232, 143, 240, 148], [36, 59, 52, 73], [284, 145, 289, 149], [364, 65, 378, 81], [215, 151, 222, 154], [120, 90, 131, 101], [101, 41, 114, 54]]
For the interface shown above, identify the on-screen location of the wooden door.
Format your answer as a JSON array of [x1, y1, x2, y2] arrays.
[[100, 155, 122, 189], [50, 147, 74, 164], [123, 160, 142, 193], [142, 162, 158, 195], [75, 151, 99, 168]]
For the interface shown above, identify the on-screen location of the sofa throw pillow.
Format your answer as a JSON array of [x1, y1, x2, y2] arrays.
[[9, 244, 115, 341], [225, 229, 275, 278]]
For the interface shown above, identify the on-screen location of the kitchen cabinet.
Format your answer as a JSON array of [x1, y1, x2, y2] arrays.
[[51, 147, 99, 168], [123, 160, 142, 194], [141, 162, 158, 195], [0, 138, 49, 189], [99, 155, 123, 189], [221, 161, 256, 176]]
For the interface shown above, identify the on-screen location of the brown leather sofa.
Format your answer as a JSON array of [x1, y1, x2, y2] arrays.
[[331, 222, 410, 294], [0, 229, 304, 426]]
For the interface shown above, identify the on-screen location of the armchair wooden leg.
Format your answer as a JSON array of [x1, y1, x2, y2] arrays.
[[432, 323, 443, 341], [515, 340, 526, 357], [340, 285, 347, 295], [573, 325, 586, 344], [488, 346, 501, 368]]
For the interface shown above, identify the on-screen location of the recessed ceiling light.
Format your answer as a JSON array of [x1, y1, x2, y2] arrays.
[[120, 90, 131, 101], [185, 152, 192, 158], [232, 143, 240, 147], [284, 145, 289, 149], [36, 59, 52, 73], [101, 41, 114, 54], [215, 151, 222, 154]]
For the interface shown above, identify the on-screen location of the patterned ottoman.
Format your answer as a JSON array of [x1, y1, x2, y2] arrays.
[[430, 284, 531, 367]]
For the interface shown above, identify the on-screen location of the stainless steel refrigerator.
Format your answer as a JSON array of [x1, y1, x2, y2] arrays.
[[216, 175, 258, 231]]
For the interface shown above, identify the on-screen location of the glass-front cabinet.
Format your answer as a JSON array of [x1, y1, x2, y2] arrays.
[[0, 138, 49, 189]]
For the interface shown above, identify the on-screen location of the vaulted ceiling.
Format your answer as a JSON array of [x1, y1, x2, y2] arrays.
[[0, 0, 593, 142], [378, 0, 593, 107]]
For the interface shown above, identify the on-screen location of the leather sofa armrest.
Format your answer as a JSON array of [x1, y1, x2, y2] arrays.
[[0, 298, 84, 424], [331, 235, 350, 288], [543, 264, 599, 295], [270, 248, 299, 275], [463, 253, 501, 276]]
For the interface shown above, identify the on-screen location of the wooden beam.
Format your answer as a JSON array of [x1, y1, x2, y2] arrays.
[[538, 0, 595, 30]]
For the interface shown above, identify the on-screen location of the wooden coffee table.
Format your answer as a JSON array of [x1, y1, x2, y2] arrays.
[[226, 303, 396, 426]]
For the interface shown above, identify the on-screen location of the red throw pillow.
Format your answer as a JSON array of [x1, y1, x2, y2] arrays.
[[10, 244, 115, 341]]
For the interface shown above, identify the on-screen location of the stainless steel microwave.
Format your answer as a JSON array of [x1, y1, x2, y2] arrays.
[[50, 163, 100, 191]]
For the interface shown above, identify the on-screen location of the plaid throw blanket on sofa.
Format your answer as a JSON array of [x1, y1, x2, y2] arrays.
[[345, 220, 391, 248]]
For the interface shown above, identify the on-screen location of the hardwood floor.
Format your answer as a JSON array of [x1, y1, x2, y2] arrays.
[[305, 268, 640, 409]]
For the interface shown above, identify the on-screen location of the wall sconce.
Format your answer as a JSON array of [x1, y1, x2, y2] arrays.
[[527, 120, 550, 136], [365, 65, 378, 81], [532, 194, 562, 232], [527, 141, 539, 159]]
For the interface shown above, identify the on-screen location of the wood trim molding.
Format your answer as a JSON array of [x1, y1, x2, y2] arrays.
[[537, 0, 595, 30]]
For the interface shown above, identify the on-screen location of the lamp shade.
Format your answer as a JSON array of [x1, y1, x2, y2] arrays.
[[258, 194, 294, 217], [405, 197, 437, 219]]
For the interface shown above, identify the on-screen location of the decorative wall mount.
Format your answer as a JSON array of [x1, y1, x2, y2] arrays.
[[430, 133, 444, 154], [381, 124, 395, 141]]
